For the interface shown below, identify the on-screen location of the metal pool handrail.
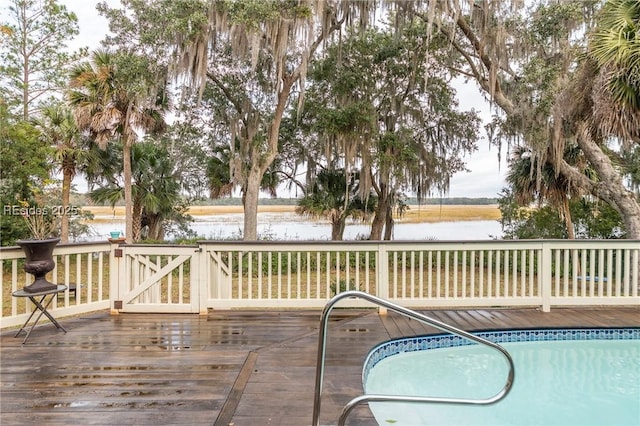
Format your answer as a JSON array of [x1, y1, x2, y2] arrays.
[[312, 291, 516, 426]]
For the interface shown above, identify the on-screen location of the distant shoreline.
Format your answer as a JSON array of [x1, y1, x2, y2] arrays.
[[85, 204, 501, 224]]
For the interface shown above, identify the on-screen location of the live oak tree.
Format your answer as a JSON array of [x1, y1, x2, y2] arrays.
[[301, 25, 479, 239], [98, 0, 372, 240], [552, 0, 640, 238], [393, 0, 640, 238], [95, 0, 638, 240]]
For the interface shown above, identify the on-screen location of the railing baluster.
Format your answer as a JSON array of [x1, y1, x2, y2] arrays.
[[287, 251, 292, 299], [436, 251, 442, 298], [87, 253, 93, 304], [453, 251, 458, 299], [506, 249, 510, 297], [632, 249, 639, 297], [479, 250, 484, 298], [519, 250, 525, 298], [12, 260, 19, 314], [401, 251, 406, 299], [238, 252, 243, 300], [511, 250, 518, 297], [316, 252, 321, 298], [606, 249, 613, 297], [306, 252, 311, 299], [555, 249, 561, 297], [258, 252, 263, 299], [470, 250, 476, 298], [325, 252, 330, 298], [268, 252, 273, 299], [410, 251, 415, 299], [528, 249, 533, 297], [580, 250, 587, 297], [354, 251, 360, 294], [597, 249, 604, 297], [623, 250, 630, 296], [428, 251, 433, 298], [365, 251, 370, 294], [297, 252, 302, 299], [178, 262, 184, 303], [391, 251, 397, 298], [462, 251, 467, 298], [495, 250, 501, 298]]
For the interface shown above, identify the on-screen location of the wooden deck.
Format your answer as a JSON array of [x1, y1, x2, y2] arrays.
[[1, 306, 638, 425]]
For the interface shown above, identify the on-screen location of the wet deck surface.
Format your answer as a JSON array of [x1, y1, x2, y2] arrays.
[[1, 306, 638, 425]]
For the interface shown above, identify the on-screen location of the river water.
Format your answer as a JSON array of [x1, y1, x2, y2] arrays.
[[89, 211, 503, 241]]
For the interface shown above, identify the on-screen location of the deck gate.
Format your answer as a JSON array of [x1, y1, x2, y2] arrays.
[[111, 245, 201, 313]]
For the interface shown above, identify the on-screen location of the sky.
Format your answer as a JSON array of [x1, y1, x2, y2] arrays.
[[60, 0, 508, 199]]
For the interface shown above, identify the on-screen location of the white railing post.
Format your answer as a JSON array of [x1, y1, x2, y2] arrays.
[[108, 240, 124, 314], [540, 242, 552, 312], [196, 245, 207, 315], [376, 243, 389, 314]]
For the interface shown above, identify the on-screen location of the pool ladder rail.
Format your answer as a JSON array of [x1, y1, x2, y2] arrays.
[[312, 291, 516, 426]]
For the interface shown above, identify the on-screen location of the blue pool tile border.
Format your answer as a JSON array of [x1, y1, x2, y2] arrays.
[[363, 327, 640, 384]]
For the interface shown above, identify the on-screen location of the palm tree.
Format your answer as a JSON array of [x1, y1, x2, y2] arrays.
[[90, 140, 183, 242], [296, 169, 375, 240], [589, 0, 640, 282], [36, 103, 92, 242], [507, 145, 589, 239], [68, 50, 167, 242], [131, 140, 182, 241], [589, 0, 640, 141]]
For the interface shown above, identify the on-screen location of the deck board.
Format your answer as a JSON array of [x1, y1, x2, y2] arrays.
[[1, 306, 638, 426]]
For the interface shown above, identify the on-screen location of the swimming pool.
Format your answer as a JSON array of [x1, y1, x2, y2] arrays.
[[364, 328, 640, 426]]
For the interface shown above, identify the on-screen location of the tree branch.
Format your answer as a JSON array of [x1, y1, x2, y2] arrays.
[[205, 70, 250, 129]]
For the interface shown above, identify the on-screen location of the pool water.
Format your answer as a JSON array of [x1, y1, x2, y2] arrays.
[[364, 329, 640, 426]]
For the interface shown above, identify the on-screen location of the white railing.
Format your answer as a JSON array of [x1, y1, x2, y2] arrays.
[[1, 241, 112, 328], [2, 239, 639, 328], [201, 240, 639, 311]]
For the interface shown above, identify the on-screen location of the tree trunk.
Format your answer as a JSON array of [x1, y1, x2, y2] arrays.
[[383, 204, 394, 240], [241, 77, 294, 241], [370, 190, 389, 240], [331, 218, 346, 241], [369, 210, 385, 240], [123, 138, 134, 243], [60, 167, 72, 243], [132, 200, 143, 242], [22, 61, 29, 120], [243, 167, 262, 240], [562, 197, 575, 240], [559, 124, 640, 239], [147, 214, 163, 241]]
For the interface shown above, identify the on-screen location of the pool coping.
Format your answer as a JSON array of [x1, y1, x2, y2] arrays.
[[363, 327, 640, 384]]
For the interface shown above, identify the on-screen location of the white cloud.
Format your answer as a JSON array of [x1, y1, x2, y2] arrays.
[[61, 0, 113, 51], [450, 78, 507, 198]]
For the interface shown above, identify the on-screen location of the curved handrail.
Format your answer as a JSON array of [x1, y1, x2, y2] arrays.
[[312, 291, 515, 426]]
